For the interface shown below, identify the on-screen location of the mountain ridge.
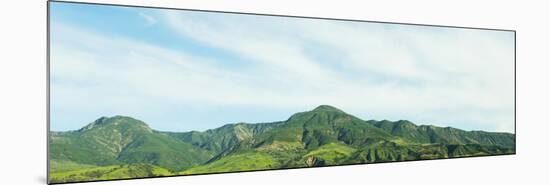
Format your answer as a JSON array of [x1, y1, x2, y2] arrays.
[[53, 107, 512, 135], [49, 105, 515, 183]]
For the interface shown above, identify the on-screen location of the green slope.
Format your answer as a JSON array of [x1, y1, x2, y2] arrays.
[[49, 163, 173, 184], [50, 160, 97, 172], [237, 105, 394, 151], [299, 143, 357, 166], [370, 120, 515, 148], [164, 121, 283, 154], [50, 116, 213, 172], [180, 152, 278, 174]]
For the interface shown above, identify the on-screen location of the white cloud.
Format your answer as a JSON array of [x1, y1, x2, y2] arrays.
[[160, 11, 514, 132], [138, 12, 157, 26], [51, 11, 515, 133]]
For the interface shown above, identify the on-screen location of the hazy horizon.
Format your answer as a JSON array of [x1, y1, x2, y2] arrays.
[[50, 2, 515, 133]]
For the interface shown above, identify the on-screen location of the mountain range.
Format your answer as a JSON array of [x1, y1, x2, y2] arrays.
[[49, 105, 515, 183]]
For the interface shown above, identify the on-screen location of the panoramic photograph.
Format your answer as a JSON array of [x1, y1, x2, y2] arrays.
[[48, 2, 515, 184]]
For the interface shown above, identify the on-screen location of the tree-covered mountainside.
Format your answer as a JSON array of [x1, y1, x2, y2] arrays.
[[49, 105, 515, 183], [50, 116, 214, 172]]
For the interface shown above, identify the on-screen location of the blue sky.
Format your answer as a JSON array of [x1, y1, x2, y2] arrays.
[[50, 2, 515, 133]]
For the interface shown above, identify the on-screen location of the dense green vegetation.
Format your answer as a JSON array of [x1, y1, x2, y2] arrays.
[[49, 105, 515, 183], [50, 116, 213, 171], [180, 152, 278, 174]]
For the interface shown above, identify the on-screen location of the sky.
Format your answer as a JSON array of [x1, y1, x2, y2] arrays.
[[49, 2, 515, 133]]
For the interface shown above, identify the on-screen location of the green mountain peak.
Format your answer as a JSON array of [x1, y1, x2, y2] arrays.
[[395, 120, 415, 126], [79, 115, 151, 132], [287, 105, 348, 122], [312, 105, 345, 113]]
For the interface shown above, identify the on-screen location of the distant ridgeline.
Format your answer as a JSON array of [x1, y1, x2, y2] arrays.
[[49, 105, 515, 183]]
